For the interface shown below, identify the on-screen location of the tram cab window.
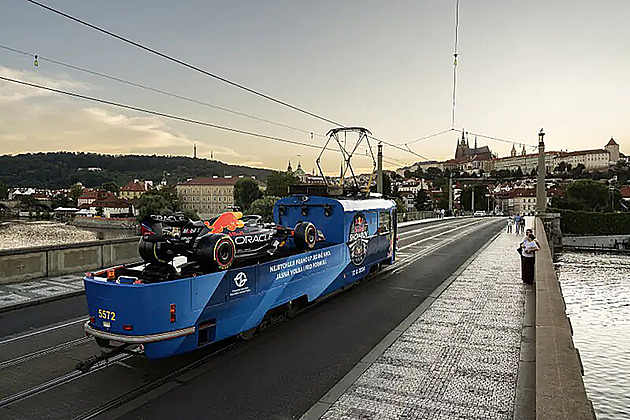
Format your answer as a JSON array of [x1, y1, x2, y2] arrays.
[[378, 211, 391, 234]]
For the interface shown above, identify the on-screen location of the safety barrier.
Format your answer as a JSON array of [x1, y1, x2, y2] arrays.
[[0, 237, 140, 284]]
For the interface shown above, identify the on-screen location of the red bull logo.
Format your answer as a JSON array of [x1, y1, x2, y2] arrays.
[[204, 212, 245, 234]]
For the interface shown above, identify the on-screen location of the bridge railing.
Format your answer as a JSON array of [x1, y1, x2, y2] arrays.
[[0, 237, 140, 285], [536, 216, 595, 419]]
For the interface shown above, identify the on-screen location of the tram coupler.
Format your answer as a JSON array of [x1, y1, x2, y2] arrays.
[[76, 343, 131, 373]]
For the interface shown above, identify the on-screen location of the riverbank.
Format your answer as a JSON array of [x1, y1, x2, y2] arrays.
[[0, 220, 136, 251]]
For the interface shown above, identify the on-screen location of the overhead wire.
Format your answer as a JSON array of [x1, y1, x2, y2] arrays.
[[0, 75, 396, 172], [0, 76, 332, 153], [402, 128, 456, 146], [0, 44, 326, 139], [23, 0, 434, 163], [24, 0, 341, 126], [451, 0, 460, 128], [460, 129, 535, 147]]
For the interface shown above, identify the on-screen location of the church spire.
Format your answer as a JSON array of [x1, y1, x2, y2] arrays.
[[287, 160, 292, 172], [521, 144, 527, 156], [511, 144, 517, 157]]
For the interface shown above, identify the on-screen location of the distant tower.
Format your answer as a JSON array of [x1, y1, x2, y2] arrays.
[[210, 151, 213, 160], [193, 143, 197, 159], [474, 136, 478, 150], [521, 144, 527, 156], [605, 137, 620, 163], [455, 130, 468, 160], [287, 160, 293, 172], [511, 144, 517, 157]]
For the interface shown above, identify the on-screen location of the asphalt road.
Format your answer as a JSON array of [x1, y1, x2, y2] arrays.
[[0, 217, 503, 419]]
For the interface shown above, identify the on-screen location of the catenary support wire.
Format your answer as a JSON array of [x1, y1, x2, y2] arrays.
[[0, 44, 326, 138], [22, 0, 433, 163]]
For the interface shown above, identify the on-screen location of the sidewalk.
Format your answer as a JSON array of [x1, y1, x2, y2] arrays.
[[307, 225, 532, 419], [0, 273, 85, 312]]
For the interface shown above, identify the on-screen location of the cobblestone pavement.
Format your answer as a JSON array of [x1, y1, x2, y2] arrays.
[[0, 274, 84, 310], [321, 228, 529, 420]]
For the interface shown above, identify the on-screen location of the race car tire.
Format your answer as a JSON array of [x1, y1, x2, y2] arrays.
[[138, 238, 174, 264], [195, 233, 236, 271], [294, 221, 317, 251]]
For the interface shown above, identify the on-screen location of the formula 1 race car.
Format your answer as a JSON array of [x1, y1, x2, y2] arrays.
[[138, 212, 321, 275]]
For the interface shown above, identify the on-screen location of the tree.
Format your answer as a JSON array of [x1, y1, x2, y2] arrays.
[[570, 163, 586, 178], [101, 181, 120, 195], [551, 180, 614, 212], [414, 190, 431, 211], [137, 194, 174, 219], [460, 185, 488, 211], [0, 181, 7, 200], [266, 172, 299, 197], [234, 178, 262, 212], [51, 194, 73, 209], [394, 197, 406, 215], [554, 161, 567, 173], [250, 196, 278, 222], [69, 183, 84, 205], [136, 185, 181, 219]]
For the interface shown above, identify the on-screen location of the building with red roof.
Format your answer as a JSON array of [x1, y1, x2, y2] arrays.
[[120, 179, 153, 200]]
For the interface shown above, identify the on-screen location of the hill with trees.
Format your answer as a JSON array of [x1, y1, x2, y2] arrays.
[[0, 152, 273, 188]]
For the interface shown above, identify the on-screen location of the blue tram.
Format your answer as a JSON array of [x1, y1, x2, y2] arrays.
[[83, 195, 397, 359]]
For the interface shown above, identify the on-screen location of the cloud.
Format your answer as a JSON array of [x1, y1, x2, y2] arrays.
[[83, 107, 195, 151], [0, 66, 88, 103]]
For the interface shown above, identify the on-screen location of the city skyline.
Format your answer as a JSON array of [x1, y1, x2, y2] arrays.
[[1, 0, 628, 173]]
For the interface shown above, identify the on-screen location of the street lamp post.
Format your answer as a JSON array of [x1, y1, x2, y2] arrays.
[[536, 129, 547, 213]]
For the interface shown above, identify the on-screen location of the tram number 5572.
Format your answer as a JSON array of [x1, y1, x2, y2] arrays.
[[98, 309, 116, 321]]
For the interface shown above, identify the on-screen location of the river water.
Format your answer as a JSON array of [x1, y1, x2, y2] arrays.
[[0, 220, 137, 251], [555, 251, 630, 420]]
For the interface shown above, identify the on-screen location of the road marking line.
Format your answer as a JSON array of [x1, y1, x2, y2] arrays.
[[398, 219, 485, 252]]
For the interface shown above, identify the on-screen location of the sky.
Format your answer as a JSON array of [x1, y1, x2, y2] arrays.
[[0, 0, 628, 174]]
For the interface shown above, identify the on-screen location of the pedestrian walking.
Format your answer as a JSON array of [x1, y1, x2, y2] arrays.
[[519, 216, 526, 234], [519, 231, 539, 284], [514, 214, 522, 234], [440, 208, 445, 219], [507, 216, 514, 233]]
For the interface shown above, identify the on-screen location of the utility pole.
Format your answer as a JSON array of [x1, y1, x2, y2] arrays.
[[377, 143, 383, 194], [536, 129, 547, 213], [448, 173, 453, 214], [471, 186, 475, 212]]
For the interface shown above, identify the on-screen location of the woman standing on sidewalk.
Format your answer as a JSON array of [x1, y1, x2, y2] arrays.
[[520, 231, 539, 284]]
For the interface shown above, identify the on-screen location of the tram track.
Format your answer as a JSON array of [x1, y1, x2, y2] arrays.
[[0, 336, 92, 370], [0, 316, 86, 347], [0, 217, 502, 419], [0, 350, 135, 409]]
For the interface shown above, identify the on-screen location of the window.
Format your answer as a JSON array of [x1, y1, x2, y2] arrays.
[[378, 211, 391, 234]]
